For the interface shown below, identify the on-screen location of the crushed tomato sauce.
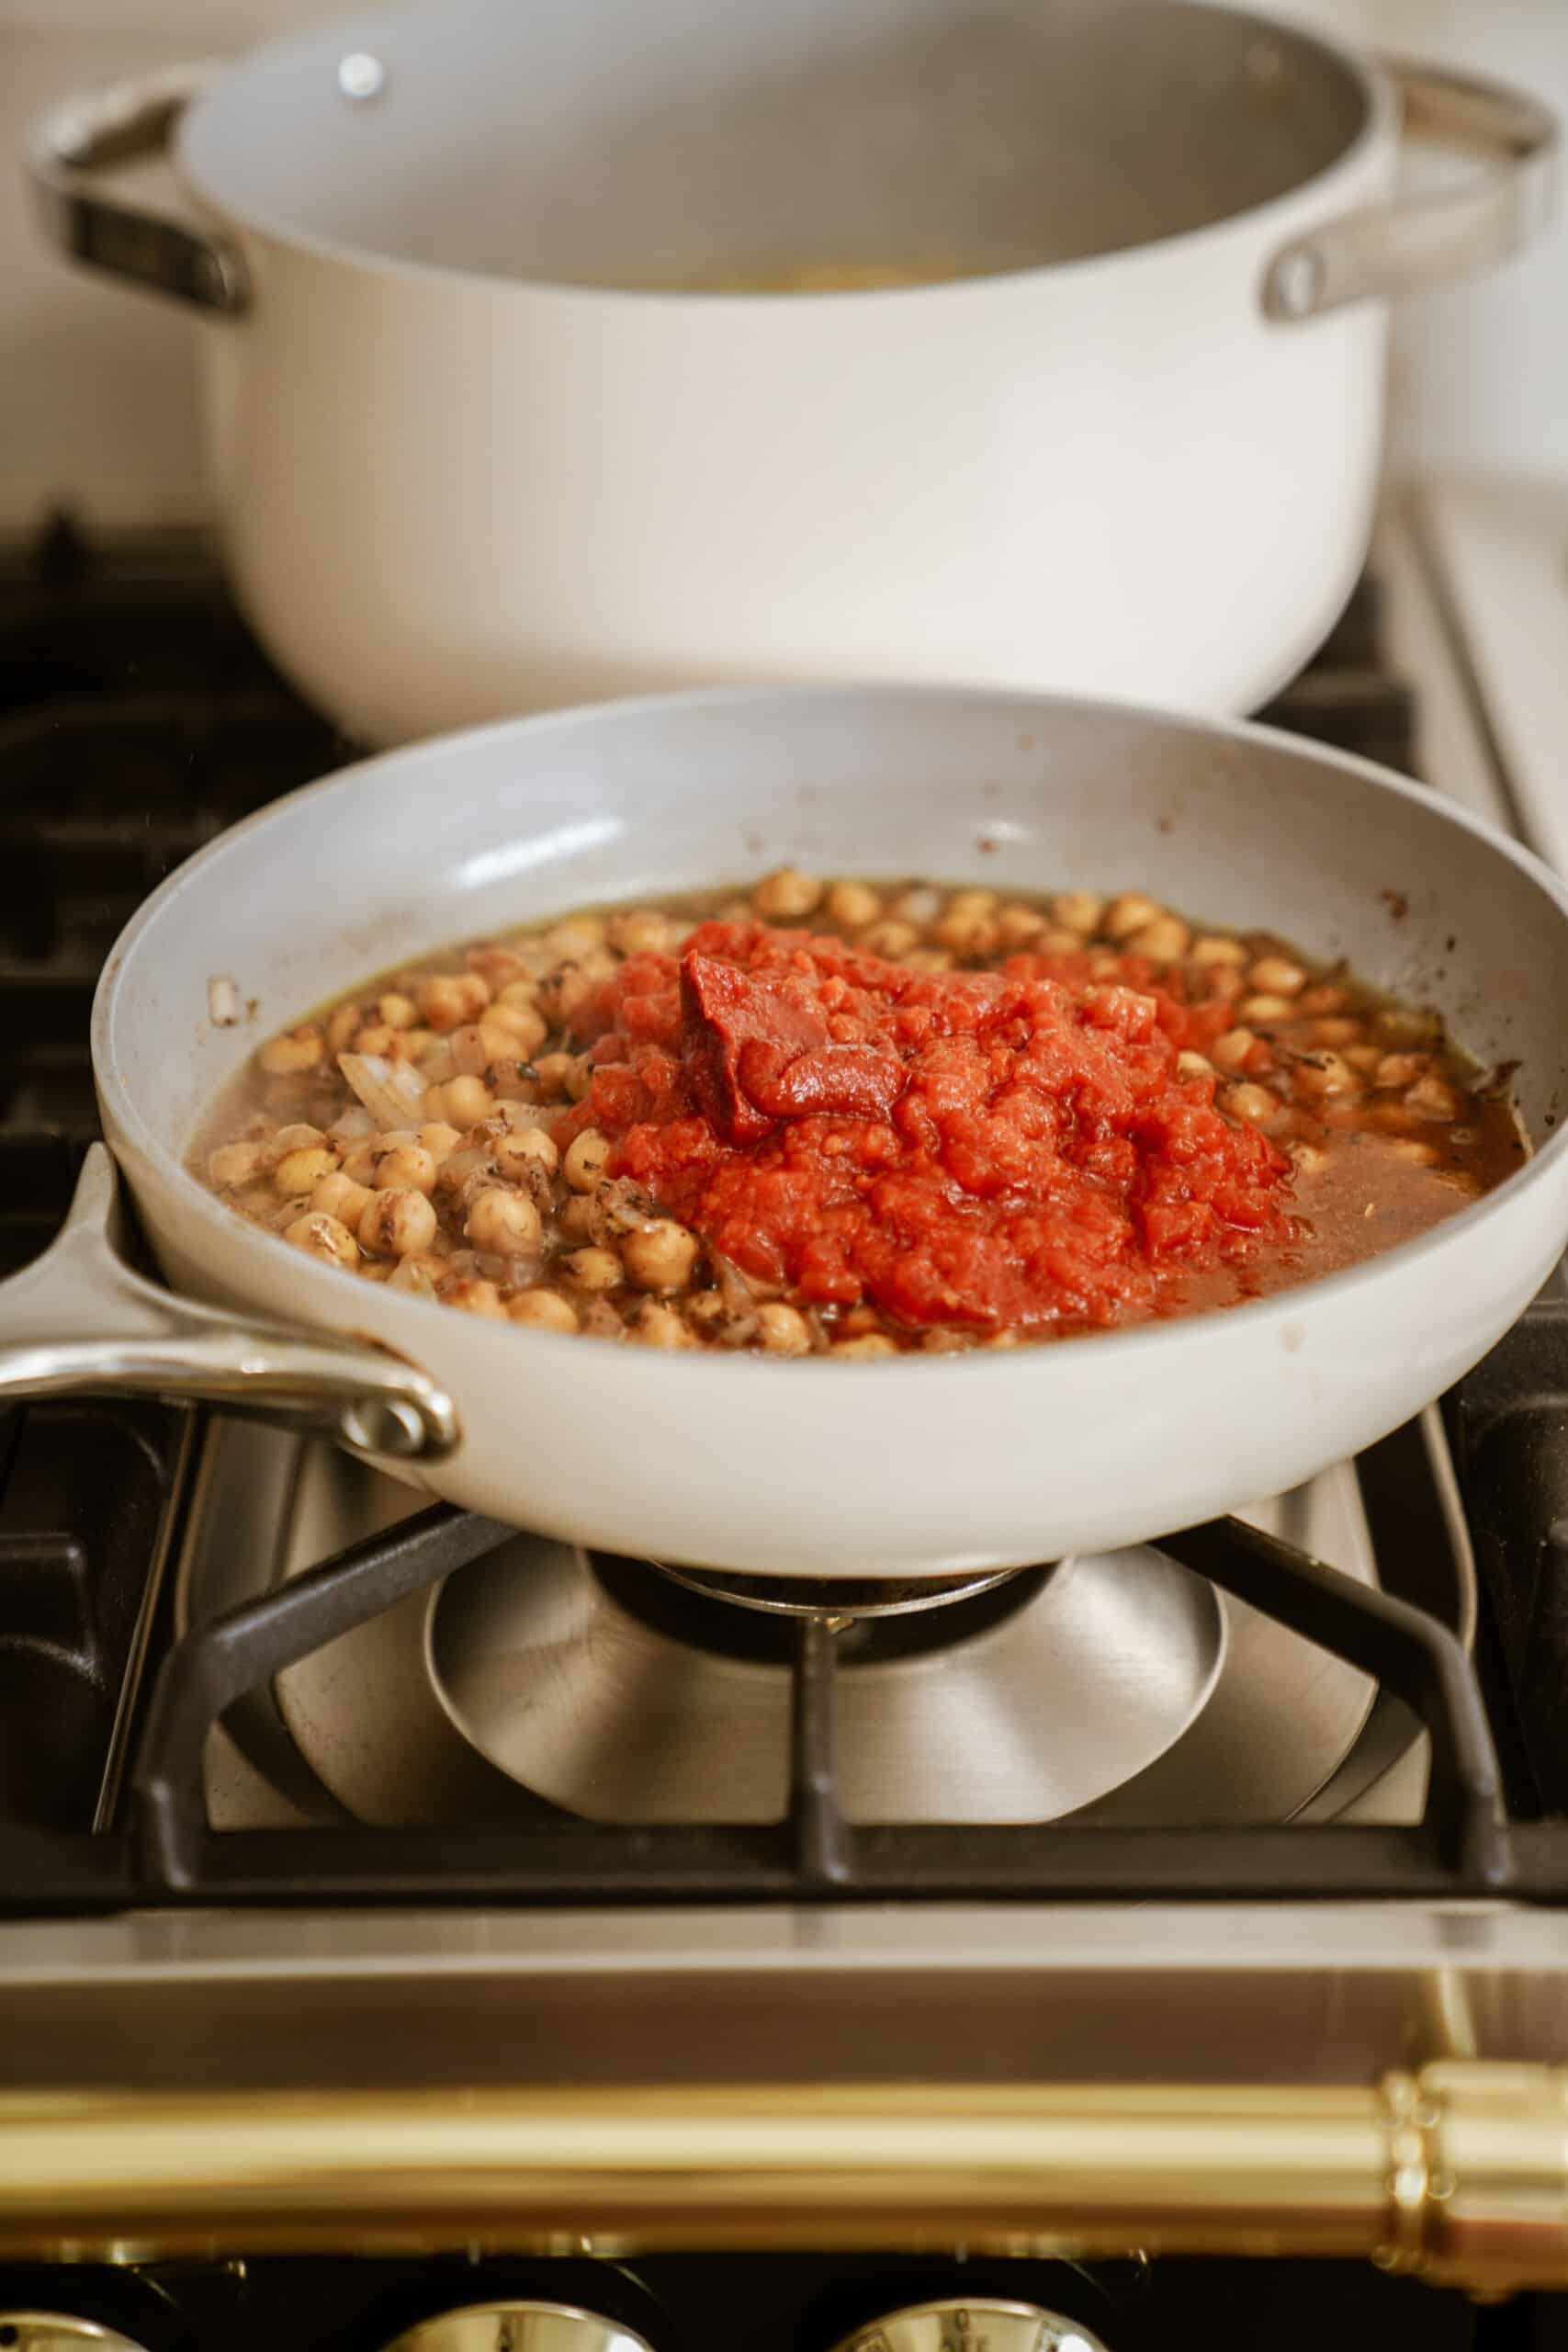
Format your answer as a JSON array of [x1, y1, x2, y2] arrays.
[[559, 920, 1301, 1332]]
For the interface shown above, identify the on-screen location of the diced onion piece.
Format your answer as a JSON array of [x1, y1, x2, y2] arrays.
[[337, 1052, 429, 1130], [207, 974, 243, 1027]]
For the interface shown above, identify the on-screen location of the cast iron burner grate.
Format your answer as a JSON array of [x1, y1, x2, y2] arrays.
[[0, 513, 1564, 1912]]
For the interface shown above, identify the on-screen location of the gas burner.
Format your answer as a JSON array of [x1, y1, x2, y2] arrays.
[[649, 1561, 1026, 1619], [423, 1533, 1224, 1825]]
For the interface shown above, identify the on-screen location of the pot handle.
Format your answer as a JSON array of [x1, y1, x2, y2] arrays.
[[1261, 57, 1558, 322], [25, 62, 249, 315], [0, 1146, 458, 1462]]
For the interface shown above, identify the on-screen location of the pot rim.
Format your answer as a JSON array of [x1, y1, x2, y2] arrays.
[[171, 0, 1396, 311]]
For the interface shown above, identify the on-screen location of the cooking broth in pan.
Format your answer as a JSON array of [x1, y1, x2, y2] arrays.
[[193, 873, 1525, 1353]]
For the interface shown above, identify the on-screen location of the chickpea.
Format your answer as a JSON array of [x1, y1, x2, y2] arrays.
[[532, 1051, 577, 1102], [274, 1123, 326, 1154], [1038, 927, 1089, 956], [564, 1053, 595, 1103], [274, 1145, 339, 1196], [1310, 1017, 1364, 1049], [1050, 891, 1104, 935], [564, 1127, 612, 1192], [537, 965, 602, 1029], [1239, 994, 1295, 1024], [903, 946, 955, 973], [936, 908, 1000, 957], [1176, 1050, 1213, 1080], [447, 1278, 507, 1318], [419, 1121, 464, 1162], [1288, 1141, 1328, 1176], [985, 1329, 1023, 1351], [827, 880, 882, 930], [339, 1137, 385, 1187], [1205, 965, 1246, 1003], [419, 971, 491, 1033], [1102, 892, 1162, 942], [509, 1288, 580, 1333], [355, 1023, 396, 1058], [621, 1219, 700, 1292], [945, 887, 998, 918], [358, 1186, 438, 1259], [890, 887, 941, 926], [996, 904, 1046, 948], [1190, 935, 1248, 967], [831, 1332, 900, 1359], [490, 1060, 542, 1104], [607, 908, 677, 956], [1389, 1136, 1440, 1165], [1374, 1053, 1427, 1090], [1345, 1046, 1384, 1075], [1406, 1072, 1460, 1121], [325, 1003, 363, 1055], [493, 1125, 559, 1183], [483, 1001, 548, 1057], [629, 1300, 697, 1349], [756, 1302, 813, 1356], [1125, 916, 1190, 963], [376, 991, 417, 1031], [282, 1212, 360, 1269], [558, 1195, 601, 1242], [561, 1246, 623, 1292], [441, 1075, 493, 1129], [209, 1140, 269, 1189], [1249, 956, 1307, 997], [750, 865, 820, 920], [375, 1141, 438, 1195], [310, 1170, 372, 1226], [497, 976, 543, 1010], [1293, 1053, 1357, 1101], [1211, 1026, 1258, 1075], [546, 914, 607, 961], [1222, 1081, 1279, 1126], [258, 1026, 324, 1077], [467, 1186, 544, 1256], [860, 920, 920, 959], [1300, 984, 1351, 1017]]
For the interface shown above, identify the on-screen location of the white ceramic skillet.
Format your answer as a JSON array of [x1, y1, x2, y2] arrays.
[[2, 684, 1568, 1580], [26, 0, 1556, 743]]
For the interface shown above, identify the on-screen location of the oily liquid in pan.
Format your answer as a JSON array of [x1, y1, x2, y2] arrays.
[[192, 876, 1528, 1354]]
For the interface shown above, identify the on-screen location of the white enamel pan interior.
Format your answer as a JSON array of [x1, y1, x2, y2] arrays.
[[92, 685, 1568, 1578]]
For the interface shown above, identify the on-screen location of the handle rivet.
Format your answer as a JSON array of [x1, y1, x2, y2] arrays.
[[1273, 244, 1325, 318], [337, 51, 386, 102]]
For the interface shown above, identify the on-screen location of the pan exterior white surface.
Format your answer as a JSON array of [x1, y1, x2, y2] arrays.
[[89, 684, 1568, 1579]]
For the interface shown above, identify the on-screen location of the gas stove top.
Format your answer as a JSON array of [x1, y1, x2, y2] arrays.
[[3, 514, 1568, 2337]]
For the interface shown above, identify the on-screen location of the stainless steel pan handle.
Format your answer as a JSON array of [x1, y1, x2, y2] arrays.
[[0, 1147, 457, 1462], [1262, 57, 1558, 322], [25, 62, 249, 315]]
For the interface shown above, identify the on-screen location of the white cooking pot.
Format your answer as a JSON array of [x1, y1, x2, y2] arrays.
[[27, 1, 1556, 745]]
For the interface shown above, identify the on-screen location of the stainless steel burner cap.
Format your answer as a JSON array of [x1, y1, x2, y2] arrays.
[[423, 1539, 1225, 1825]]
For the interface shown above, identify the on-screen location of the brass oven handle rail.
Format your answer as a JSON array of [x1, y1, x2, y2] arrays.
[[0, 2066, 1564, 2287], [105, 1483, 1516, 1902]]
